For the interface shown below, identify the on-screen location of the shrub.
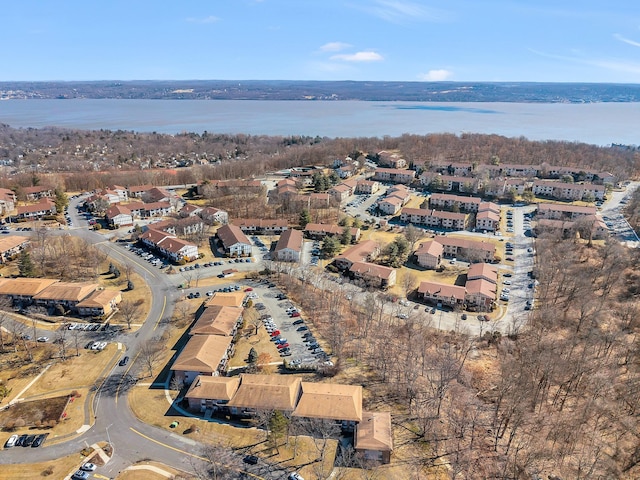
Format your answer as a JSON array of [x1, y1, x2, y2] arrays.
[[41, 466, 54, 476]]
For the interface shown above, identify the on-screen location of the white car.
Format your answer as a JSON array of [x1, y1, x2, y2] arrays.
[[90, 341, 101, 350], [503, 280, 512, 285], [81, 462, 97, 472], [37, 336, 49, 342], [288, 473, 304, 480], [4, 434, 18, 448], [97, 342, 108, 351]]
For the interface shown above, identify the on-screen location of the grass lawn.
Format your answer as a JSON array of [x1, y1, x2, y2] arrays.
[[0, 452, 82, 480], [27, 343, 119, 396]]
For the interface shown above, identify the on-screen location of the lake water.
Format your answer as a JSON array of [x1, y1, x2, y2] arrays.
[[1, 99, 639, 146]]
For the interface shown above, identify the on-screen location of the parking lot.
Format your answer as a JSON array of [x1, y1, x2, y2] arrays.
[[244, 280, 332, 367]]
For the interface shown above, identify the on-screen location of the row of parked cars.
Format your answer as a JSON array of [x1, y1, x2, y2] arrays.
[[67, 322, 103, 331], [4, 432, 48, 448], [85, 340, 108, 351]]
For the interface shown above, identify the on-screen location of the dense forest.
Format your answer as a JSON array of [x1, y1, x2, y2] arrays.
[[0, 124, 638, 193]]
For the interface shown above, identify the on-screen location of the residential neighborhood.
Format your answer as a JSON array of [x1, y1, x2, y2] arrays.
[[0, 130, 637, 480]]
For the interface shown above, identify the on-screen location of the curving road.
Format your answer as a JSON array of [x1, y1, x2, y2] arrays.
[[0, 196, 220, 477]]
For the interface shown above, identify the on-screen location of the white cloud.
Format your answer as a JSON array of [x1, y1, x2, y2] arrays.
[[418, 69, 453, 81], [185, 16, 220, 24], [614, 33, 640, 48], [359, 0, 449, 24], [319, 42, 352, 53], [330, 51, 384, 62]]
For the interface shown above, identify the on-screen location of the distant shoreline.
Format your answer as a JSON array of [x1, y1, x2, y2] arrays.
[[1, 80, 640, 103]]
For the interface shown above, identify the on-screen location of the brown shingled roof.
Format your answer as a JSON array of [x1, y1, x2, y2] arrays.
[[184, 375, 241, 401], [227, 374, 302, 411], [293, 382, 363, 422]]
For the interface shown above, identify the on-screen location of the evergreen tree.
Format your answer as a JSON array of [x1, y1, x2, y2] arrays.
[[18, 250, 35, 277], [54, 188, 69, 214], [299, 209, 311, 228], [340, 226, 352, 245], [321, 236, 341, 258], [268, 411, 289, 454]]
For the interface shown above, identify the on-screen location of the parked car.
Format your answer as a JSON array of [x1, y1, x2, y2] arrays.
[[292, 319, 304, 325], [71, 471, 90, 480], [243, 455, 259, 465], [22, 434, 36, 447], [36, 336, 49, 342], [31, 433, 48, 448], [288, 473, 305, 480], [15, 434, 28, 447], [81, 462, 97, 471], [119, 356, 130, 366], [277, 343, 290, 349], [4, 434, 19, 448], [290, 312, 301, 317]]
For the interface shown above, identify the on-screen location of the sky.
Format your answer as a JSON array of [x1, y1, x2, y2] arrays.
[[2, 0, 640, 83]]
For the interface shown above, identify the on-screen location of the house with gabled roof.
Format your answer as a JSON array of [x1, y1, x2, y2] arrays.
[[414, 240, 444, 269], [33, 282, 99, 310], [273, 229, 304, 262], [0, 278, 59, 304], [140, 228, 198, 262], [76, 288, 123, 317], [22, 186, 53, 201], [348, 261, 396, 289], [334, 240, 380, 271], [418, 281, 466, 308], [293, 382, 363, 430], [105, 204, 133, 227], [172, 334, 234, 385], [127, 184, 155, 198], [355, 411, 394, 464], [185, 375, 242, 413], [200, 206, 228, 225], [15, 198, 56, 220], [191, 305, 244, 337], [233, 218, 288, 235], [304, 223, 360, 242], [216, 224, 252, 257], [226, 374, 302, 414], [0, 235, 30, 263]]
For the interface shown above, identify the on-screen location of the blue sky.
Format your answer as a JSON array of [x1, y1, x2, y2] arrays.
[[2, 0, 640, 83]]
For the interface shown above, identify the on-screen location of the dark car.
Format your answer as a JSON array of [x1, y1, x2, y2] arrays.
[[22, 434, 36, 447], [296, 326, 308, 332], [119, 356, 130, 366], [31, 433, 48, 448], [244, 455, 259, 465], [15, 434, 28, 447], [292, 319, 304, 325]]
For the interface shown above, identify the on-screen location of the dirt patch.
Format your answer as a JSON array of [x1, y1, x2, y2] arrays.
[[0, 394, 70, 429]]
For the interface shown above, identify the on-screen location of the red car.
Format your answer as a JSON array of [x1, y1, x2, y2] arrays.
[[277, 343, 290, 349], [270, 330, 281, 337], [290, 312, 301, 317], [244, 287, 253, 292]]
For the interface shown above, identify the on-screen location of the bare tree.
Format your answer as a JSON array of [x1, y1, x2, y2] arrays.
[[118, 298, 141, 330], [139, 337, 165, 378]]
